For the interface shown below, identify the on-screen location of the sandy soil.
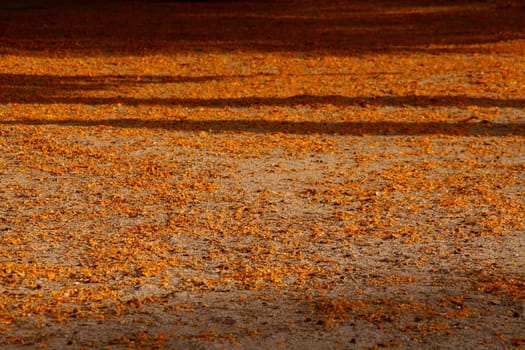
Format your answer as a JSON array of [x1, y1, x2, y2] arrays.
[[0, 0, 524, 349]]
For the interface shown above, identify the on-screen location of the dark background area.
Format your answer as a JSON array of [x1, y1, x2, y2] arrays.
[[0, 0, 524, 56]]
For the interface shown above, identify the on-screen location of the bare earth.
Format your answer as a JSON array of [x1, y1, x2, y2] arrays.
[[0, 0, 524, 349]]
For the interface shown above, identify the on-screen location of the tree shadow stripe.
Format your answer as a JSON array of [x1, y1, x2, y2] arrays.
[[1, 94, 524, 109], [2, 118, 523, 136]]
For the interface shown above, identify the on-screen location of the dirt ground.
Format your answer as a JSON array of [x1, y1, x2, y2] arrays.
[[0, 0, 524, 349]]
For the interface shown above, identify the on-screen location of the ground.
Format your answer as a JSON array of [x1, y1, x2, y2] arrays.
[[0, 0, 524, 349]]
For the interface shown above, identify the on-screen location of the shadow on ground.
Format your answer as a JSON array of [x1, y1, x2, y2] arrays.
[[3, 118, 524, 136], [0, 0, 523, 56], [1, 73, 525, 110]]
